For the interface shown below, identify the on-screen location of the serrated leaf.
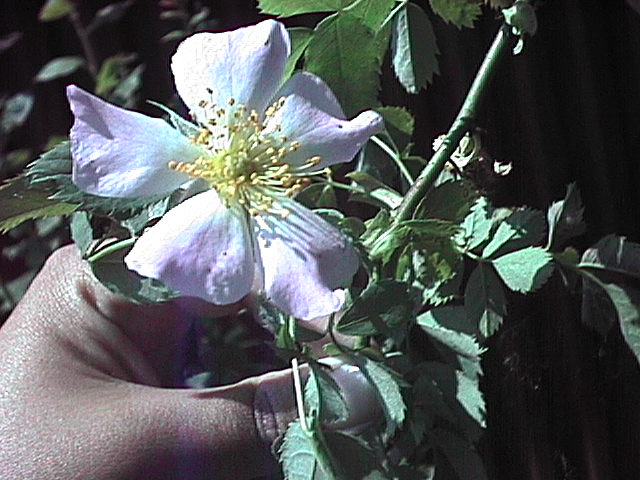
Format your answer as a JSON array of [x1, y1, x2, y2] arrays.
[[354, 356, 406, 437], [258, 0, 351, 17], [546, 182, 585, 250], [70, 211, 94, 255], [0, 176, 77, 233], [377, 106, 414, 136], [420, 179, 478, 224], [459, 196, 494, 252], [26, 141, 170, 216], [90, 246, 179, 304], [346, 170, 402, 209], [305, 12, 381, 117], [283, 27, 313, 81], [391, 3, 439, 94], [482, 208, 546, 258], [493, 246, 553, 293], [35, 56, 85, 82], [429, 0, 482, 28], [345, 0, 396, 31], [279, 422, 323, 480], [464, 262, 507, 337], [580, 235, 640, 282], [417, 361, 484, 439], [305, 364, 350, 424], [337, 279, 417, 335], [417, 307, 483, 381], [1, 92, 34, 133], [376, 106, 414, 152], [38, 0, 73, 21]]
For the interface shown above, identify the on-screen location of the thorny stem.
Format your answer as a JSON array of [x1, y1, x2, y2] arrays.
[[393, 25, 515, 225], [68, 3, 98, 78]]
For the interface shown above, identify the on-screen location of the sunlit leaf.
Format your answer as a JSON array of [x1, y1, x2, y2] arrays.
[[35, 56, 85, 82], [305, 12, 380, 116], [345, 0, 396, 31], [429, 0, 482, 29], [258, 0, 351, 17], [391, 3, 439, 94], [492, 246, 553, 293], [482, 207, 545, 259], [459, 196, 494, 252], [346, 170, 403, 209], [0, 176, 77, 233], [38, 0, 73, 21]]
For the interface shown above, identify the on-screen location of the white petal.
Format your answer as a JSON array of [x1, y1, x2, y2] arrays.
[[254, 199, 359, 320], [265, 96, 384, 169], [67, 85, 199, 198], [171, 20, 290, 120], [274, 72, 345, 119], [125, 190, 254, 305]]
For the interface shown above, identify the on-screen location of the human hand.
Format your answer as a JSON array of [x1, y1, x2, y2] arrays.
[[0, 245, 299, 480]]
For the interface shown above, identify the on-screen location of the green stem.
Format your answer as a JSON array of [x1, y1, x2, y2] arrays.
[[69, 3, 98, 78], [380, 0, 410, 31], [86, 237, 136, 263], [371, 135, 415, 185], [393, 25, 514, 224]]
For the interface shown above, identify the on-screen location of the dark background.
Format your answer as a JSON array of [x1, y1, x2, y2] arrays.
[[2, 0, 640, 478]]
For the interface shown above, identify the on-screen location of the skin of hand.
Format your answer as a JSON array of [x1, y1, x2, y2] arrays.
[[0, 245, 300, 480]]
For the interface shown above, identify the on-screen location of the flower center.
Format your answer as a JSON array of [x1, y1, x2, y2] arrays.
[[168, 96, 325, 217]]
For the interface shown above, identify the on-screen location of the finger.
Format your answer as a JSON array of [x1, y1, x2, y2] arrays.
[[0, 365, 298, 480], [4, 245, 241, 386]]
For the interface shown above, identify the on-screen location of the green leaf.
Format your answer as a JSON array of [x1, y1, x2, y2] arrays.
[[26, 141, 170, 216], [283, 27, 313, 81], [1, 92, 34, 134], [492, 246, 554, 293], [90, 245, 179, 304], [0, 176, 77, 233], [345, 0, 396, 31], [35, 56, 85, 82], [70, 211, 94, 255], [432, 428, 488, 480], [600, 283, 640, 365], [337, 279, 417, 335], [458, 196, 494, 252], [38, 0, 73, 21], [546, 182, 585, 250], [279, 422, 324, 480], [580, 235, 640, 282], [419, 179, 478, 224], [417, 361, 484, 439], [258, 0, 351, 17], [464, 262, 507, 337], [354, 356, 406, 437], [482, 207, 546, 259], [417, 307, 484, 381], [346, 170, 403, 209], [95, 53, 138, 96], [377, 106, 414, 137], [428, 0, 482, 29], [305, 363, 350, 424], [391, 3, 439, 94], [305, 12, 381, 116], [87, 0, 134, 32], [147, 101, 198, 138]]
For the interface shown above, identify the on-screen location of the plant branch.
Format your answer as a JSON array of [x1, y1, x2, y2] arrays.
[[68, 4, 98, 78], [393, 24, 514, 224]]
